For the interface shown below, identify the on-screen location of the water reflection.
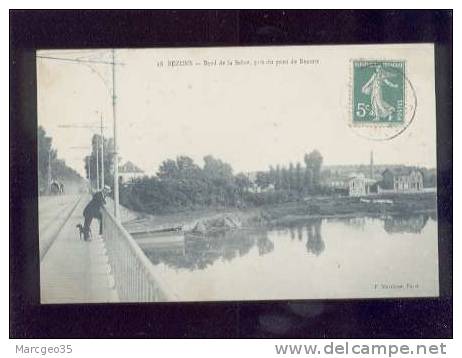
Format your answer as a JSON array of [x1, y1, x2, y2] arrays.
[[339, 217, 366, 230], [257, 233, 274, 256], [144, 214, 433, 271], [279, 219, 325, 255], [305, 219, 324, 256], [146, 229, 274, 271], [384, 214, 429, 234]]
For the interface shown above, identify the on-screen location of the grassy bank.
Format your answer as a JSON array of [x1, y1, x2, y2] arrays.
[[263, 196, 435, 227], [256, 192, 437, 225], [123, 192, 437, 231]]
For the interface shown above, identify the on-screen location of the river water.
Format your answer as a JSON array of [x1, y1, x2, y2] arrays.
[[144, 214, 439, 301]]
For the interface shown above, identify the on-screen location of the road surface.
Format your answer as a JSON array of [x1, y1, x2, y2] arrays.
[[39, 194, 118, 303]]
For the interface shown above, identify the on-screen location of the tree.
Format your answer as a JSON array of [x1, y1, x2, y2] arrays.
[[84, 135, 115, 189], [288, 162, 295, 191], [321, 169, 332, 182], [203, 155, 235, 205], [304, 150, 323, 187], [157, 159, 179, 179], [303, 168, 313, 193], [38, 126, 54, 191], [281, 167, 289, 190], [38, 126, 82, 194], [256, 171, 271, 190], [103, 138, 115, 187], [421, 167, 437, 188], [275, 165, 281, 190], [203, 155, 234, 178], [268, 166, 276, 186], [295, 162, 303, 194], [235, 173, 251, 194], [53, 158, 81, 182], [176, 156, 197, 172]]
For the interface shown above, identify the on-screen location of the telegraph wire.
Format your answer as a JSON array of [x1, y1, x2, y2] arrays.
[[36, 55, 124, 66]]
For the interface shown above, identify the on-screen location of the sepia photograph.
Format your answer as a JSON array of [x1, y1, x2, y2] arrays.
[[36, 44, 439, 304]]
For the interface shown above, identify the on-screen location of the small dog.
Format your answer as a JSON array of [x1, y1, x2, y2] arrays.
[[76, 224, 91, 240]]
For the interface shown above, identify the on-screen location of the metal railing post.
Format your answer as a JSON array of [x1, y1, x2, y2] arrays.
[[101, 201, 177, 302]]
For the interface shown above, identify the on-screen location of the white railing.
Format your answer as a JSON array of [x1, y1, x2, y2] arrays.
[[101, 205, 177, 302]]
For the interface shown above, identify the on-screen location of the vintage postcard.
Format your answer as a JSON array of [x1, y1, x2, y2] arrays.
[[37, 44, 438, 303]]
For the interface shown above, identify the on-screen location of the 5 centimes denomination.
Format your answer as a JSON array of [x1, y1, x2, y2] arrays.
[[349, 59, 416, 141]]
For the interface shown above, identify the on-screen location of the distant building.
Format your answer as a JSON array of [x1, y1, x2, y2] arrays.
[[324, 177, 349, 190], [348, 173, 377, 197], [323, 150, 378, 196], [118, 161, 144, 184], [322, 176, 349, 196], [381, 168, 424, 192]]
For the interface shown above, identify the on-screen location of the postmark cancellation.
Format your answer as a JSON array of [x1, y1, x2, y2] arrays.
[[349, 59, 416, 141]]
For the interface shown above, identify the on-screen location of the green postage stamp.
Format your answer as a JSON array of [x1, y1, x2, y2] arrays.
[[352, 60, 405, 124]]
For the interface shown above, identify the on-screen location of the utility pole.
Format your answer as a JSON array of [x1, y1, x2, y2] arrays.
[[87, 156, 91, 189], [112, 48, 120, 219], [60, 122, 106, 191], [38, 51, 123, 219], [100, 112, 105, 189], [96, 137, 99, 190]]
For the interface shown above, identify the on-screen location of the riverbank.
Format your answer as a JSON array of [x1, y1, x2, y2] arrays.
[[120, 192, 437, 233], [254, 192, 437, 227]]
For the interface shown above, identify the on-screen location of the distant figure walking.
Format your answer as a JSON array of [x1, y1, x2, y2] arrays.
[[82, 186, 111, 241], [50, 180, 61, 195]]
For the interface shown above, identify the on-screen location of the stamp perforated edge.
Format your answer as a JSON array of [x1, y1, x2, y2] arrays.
[[348, 58, 407, 129]]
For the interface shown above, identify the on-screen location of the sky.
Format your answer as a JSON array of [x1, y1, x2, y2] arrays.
[[37, 44, 436, 177]]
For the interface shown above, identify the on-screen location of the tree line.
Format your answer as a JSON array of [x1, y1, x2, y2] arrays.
[[255, 150, 323, 194], [38, 126, 82, 194], [84, 134, 115, 189], [119, 150, 324, 215]]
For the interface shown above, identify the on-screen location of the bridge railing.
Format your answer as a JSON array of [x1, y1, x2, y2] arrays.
[[101, 205, 177, 302]]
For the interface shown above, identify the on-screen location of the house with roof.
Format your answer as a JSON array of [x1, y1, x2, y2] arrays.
[[324, 151, 379, 197], [381, 168, 424, 192], [348, 173, 377, 197], [118, 161, 144, 184]]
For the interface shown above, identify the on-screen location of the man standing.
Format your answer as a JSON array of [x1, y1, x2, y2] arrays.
[[82, 186, 111, 241]]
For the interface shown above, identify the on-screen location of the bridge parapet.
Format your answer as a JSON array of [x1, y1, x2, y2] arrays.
[[101, 204, 177, 302]]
